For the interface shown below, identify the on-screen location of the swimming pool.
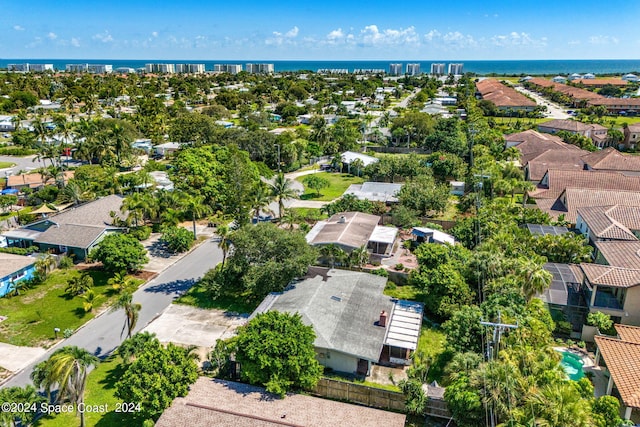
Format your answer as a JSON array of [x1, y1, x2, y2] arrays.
[[557, 350, 585, 381]]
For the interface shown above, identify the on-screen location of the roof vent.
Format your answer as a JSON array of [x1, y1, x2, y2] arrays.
[[338, 215, 346, 223]]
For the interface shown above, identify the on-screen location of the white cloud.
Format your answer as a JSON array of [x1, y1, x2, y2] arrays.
[[151, 31, 158, 38], [47, 32, 57, 40], [424, 29, 477, 50], [26, 37, 42, 49], [93, 31, 114, 43], [13, 25, 24, 31], [589, 35, 619, 45], [266, 26, 300, 46], [359, 25, 419, 47], [491, 32, 546, 48], [71, 37, 80, 47]]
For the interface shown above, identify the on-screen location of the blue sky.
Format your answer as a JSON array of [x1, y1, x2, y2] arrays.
[[2, 0, 639, 60]]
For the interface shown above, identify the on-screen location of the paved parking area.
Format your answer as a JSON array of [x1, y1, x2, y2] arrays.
[[0, 343, 46, 372], [142, 304, 247, 348]]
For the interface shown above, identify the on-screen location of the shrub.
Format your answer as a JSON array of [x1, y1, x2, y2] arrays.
[[160, 226, 195, 253], [587, 311, 614, 335], [58, 255, 74, 269], [371, 268, 389, 277], [129, 226, 152, 241], [394, 263, 404, 271], [63, 328, 74, 338]]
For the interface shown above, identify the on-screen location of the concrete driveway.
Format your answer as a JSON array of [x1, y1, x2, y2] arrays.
[[142, 304, 246, 348], [0, 343, 46, 373]]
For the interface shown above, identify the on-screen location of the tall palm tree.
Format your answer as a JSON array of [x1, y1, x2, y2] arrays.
[[31, 346, 99, 427], [269, 173, 298, 219], [517, 259, 553, 302], [216, 224, 232, 268], [111, 292, 141, 339], [183, 194, 212, 238], [249, 182, 274, 222], [35, 253, 57, 279], [348, 245, 369, 268], [320, 244, 346, 269]]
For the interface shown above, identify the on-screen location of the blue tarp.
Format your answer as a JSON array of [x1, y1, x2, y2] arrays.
[[1, 188, 18, 195]]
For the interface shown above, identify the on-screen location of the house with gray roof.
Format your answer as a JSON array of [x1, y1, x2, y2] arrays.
[[251, 268, 423, 376], [2, 195, 125, 260], [305, 212, 397, 257], [0, 253, 37, 297], [343, 182, 402, 203]]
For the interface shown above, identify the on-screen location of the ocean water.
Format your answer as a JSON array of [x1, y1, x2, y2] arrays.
[[1, 59, 640, 75]]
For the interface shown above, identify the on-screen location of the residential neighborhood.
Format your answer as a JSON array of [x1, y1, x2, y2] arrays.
[[0, 59, 640, 427]]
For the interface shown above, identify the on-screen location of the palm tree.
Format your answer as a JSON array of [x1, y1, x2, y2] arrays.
[[350, 158, 365, 177], [118, 331, 157, 364], [182, 194, 212, 239], [35, 253, 57, 279], [108, 271, 133, 293], [269, 173, 298, 219], [348, 245, 370, 268], [249, 182, 275, 222], [31, 346, 99, 427], [82, 289, 96, 313], [111, 292, 141, 339], [517, 259, 553, 302], [320, 244, 347, 268], [216, 224, 232, 267], [65, 273, 94, 296]]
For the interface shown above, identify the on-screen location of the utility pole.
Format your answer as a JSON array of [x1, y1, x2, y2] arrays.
[[275, 143, 281, 173], [480, 312, 518, 427]]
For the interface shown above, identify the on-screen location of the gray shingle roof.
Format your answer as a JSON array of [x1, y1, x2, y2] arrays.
[[47, 195, 125, 227], [34, 224, 108, 249], [253, 268, 394, 362], [306, 212, 380, 250], [0, 253, 35, 278]]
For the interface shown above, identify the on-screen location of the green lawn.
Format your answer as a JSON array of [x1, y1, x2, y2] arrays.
[[384, 282, 423, 301], [0, 206, 31, 222], [175, 281, 257, 314], [297, 172, 364, 201], [0, 161, 15, 169], [35, 356, 143, 427], [416, 326, 452, 384], [290, 207, 327, 221], [0, 269, 141, 347]]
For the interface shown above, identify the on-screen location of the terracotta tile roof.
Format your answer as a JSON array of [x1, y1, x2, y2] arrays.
[[535, 188, 640, 223], [574, 78, 628, 87], [577, 205, 640, 241], [580, 263, 640, 288], [526, 149, 586, 182], [594, 240, 640, 269], [539, 119, 594, 133], [582, 148, 640, 173], [528, 78, 604, 101], [6, 171, 74, 189], [531, 170, 640, 201], [615, 324, 640, 344], [476, 79, 537, 108], [627, 124, 640, 133], [588, 98, 640, 107], [594, 335, 640, 408], [155, 378, 406, 427]]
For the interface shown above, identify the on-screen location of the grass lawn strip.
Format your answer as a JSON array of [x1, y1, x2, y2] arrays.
[[297, 172, 364, 201], [174, 281, 257, 314], [0, 269, 142, 348], [0, 161, 15, 169]]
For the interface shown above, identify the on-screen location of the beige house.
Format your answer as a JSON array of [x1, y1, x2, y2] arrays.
[[624, 124, 640, 149]]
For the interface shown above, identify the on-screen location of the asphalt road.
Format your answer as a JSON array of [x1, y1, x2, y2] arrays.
[[0, 154, 83, 177], [3, 238, 222, 388]]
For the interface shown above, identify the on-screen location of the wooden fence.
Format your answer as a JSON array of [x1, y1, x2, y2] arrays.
[[312, 378, 452, 419]]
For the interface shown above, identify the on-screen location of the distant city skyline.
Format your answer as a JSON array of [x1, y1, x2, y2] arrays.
[[2, 0, 639, 60]]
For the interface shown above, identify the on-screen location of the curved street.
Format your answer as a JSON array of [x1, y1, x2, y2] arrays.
[[3, 238, 222, 388]]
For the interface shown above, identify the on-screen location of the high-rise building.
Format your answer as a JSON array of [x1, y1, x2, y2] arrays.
[[87, 64, 113, 74], [406, 63, 421, 76], [389, 63, 403, 76], [145, 63, 176, 73], [66, 63, 88, 72], [176, 64, 206, 74], [246, 63, 274, 74], [213, 64, 243, 74], [448, 63, 464, 75], [9, 63, 54, 72], [430, 63, 445, 75]]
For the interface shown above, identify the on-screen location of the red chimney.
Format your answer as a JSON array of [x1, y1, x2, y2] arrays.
[[379, 311, 388, 327]]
